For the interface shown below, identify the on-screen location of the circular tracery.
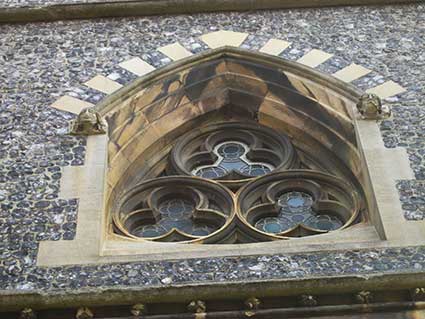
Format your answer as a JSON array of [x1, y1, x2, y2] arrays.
[[113, 122, 364, 243], [237, 170, 361, 239], [132, 198, 217, 238], [192, 140, 274, 179], [170, 122, 298, 189], [254, 191, 343, 234], [114, 176, 235, 243]]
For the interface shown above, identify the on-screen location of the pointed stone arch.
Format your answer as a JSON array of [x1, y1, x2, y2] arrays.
[[96, 47, 372, 244], [100, 48, 359, 199]]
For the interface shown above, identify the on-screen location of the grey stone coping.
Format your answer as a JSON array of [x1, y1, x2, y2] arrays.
[[0, 0, 421, 23]]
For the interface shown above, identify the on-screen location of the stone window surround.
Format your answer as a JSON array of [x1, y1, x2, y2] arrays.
[[37, 46, 420, 267]]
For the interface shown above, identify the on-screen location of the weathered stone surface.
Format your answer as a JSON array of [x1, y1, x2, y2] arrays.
[[0, 4, 423, 295], [0, 0, 420, 24]]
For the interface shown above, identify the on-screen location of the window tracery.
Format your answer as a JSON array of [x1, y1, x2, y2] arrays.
[[114, 177, 235, 243], [236, 170, 360, 239], [113, 122, 364, 244], [170, 122, 298, 189]]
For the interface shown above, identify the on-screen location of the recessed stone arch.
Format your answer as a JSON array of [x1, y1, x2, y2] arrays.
[[38, 45, 417, 265], [97, 47, 373, 243]]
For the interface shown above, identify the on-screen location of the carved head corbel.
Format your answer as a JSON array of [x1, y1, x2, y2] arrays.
[[356, 93, 391, 120], [70, 107, 107, 136]]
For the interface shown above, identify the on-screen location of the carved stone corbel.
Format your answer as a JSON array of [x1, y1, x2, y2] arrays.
[[245, 297, 261, 310], [131, 303, 147, 316], [187, 300, 206, 313], [244, 297, 261, 317], [19, 308, 37, 319], [70, 107, 107, 136], [299, 294, 318, 307], [356, 93, 391, 120], [355, 290, 373, 304], [411, 288, 425, 301], [75, 307, 94, 319]]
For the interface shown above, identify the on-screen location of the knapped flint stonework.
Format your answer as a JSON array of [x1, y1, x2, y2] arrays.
[[0, 2, 424, 308], [2, 246, 425, 291]]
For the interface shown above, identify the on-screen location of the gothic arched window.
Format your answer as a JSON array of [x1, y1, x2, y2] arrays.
[[103, 48, 369, 244], [113, 120, 362, 243]]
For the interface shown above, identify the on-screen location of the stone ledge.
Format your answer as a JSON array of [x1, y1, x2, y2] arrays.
[[1, 272, 425, 311], [0, 0, 420, 24]]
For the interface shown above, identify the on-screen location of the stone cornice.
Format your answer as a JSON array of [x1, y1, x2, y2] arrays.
[[1, 271, 425, 311], [0, 0, 420, 24]]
